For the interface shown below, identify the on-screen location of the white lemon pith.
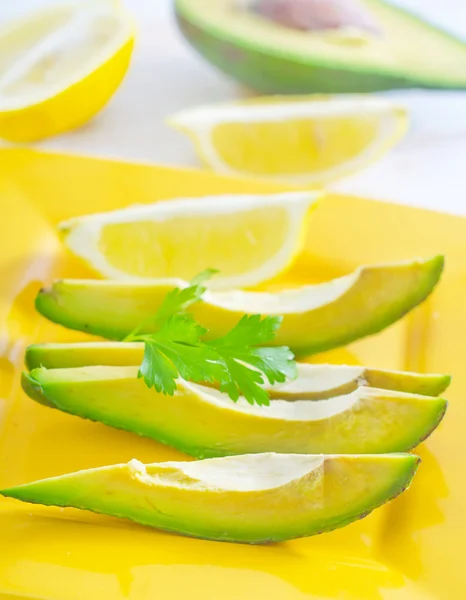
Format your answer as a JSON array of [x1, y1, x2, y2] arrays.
[[60, 191, 320, 290], [0, 0, 134, 142], [169, 96, 407, 184]]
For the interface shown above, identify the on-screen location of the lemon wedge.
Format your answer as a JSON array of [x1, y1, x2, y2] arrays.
[[59, 191, 320, 290], [168, 96, 407, 184], [0, 0, 134, 142]]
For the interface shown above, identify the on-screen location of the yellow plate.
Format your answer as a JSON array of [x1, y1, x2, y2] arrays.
[[0, 147, 465, 600]]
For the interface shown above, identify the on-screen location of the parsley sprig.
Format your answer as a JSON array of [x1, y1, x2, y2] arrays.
[[125, 270, 297, 406]]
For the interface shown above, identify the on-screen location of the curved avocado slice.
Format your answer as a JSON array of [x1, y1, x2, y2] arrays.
[[22, 366, 447, 458], [24, 343, 451, 398], [35, 256, 444, 357], [176, 0, 466, 92], [0, 452, 419, 543]]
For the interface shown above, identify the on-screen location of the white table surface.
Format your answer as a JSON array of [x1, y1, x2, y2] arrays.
[[2, 0, 466, 216]]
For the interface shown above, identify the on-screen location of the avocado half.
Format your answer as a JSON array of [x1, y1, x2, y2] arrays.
[[175, 0, 466, 93], [0, 452, 419, 543], [22, 366, 447, 458]]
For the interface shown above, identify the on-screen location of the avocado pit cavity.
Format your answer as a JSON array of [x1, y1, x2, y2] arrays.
[[248, 0, 382, 35]]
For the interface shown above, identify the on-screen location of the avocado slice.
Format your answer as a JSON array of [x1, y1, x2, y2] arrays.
[[24, 343, 451, 398], [22, 366, 447, 457], [175, 0, 466, 92], [0, 452, 419, 543], [35, 256, 444, 357]]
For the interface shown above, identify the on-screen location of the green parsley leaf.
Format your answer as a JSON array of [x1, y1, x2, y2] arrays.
[[144, 313, 226, 387], [124, 268, 218, 341], [229, 346, 297, 386], [216, 357, 271, 406], [137, 342, 179, 395], [157, 313, 208, 344], [155, 268, 219, 323], [211, 314, 283, 348], [130, 271, 297, 406], [207, 315, 297, 405]]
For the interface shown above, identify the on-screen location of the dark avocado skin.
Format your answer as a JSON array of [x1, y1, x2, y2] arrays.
[[175, 11, 466, 93]]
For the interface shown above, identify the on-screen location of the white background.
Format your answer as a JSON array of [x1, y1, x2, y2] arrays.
[[2, 0, 466, 215]]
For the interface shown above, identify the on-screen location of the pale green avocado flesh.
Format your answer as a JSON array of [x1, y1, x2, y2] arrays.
[[175, 0, 466, 92], [22, 366, 447, 458], [0, 452, 419, 543], [34, 256, 444, 357], [24, 343, 451, 398]]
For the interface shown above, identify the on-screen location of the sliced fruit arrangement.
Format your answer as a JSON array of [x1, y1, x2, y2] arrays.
[[168, 96, 407, 184], [22, 365, 447, 457], [175, 0, 466, 93], [59, 191, 319, 290], [0, 0, 134, 142], [35, 255, 444, 356], [0, 452, 420, 543], [12, 187, 448, 544], [24, 344, 451, 399]]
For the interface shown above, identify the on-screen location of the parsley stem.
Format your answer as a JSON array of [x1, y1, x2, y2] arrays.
[[123, 317, 159, 342]]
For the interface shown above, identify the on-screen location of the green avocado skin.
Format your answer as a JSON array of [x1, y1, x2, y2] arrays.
[[175, 9, 466, 93]]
